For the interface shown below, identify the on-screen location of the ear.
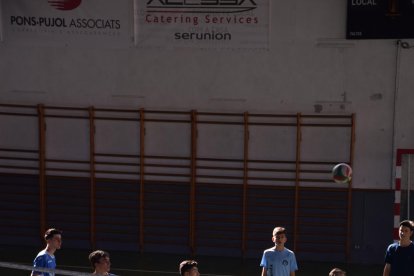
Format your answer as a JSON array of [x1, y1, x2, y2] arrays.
[[272, 236, 276, 242]]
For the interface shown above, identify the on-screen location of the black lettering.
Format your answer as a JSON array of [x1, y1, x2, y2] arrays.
[[147, 0, 165, 4], [115, 20, 121, 29], [148, 0, 256, 5], [239, 0, 256, 5], [69, 19, 76, 27], [10, 16, 37, 26], [174, 31, 231, 40], [166, 0, 182, 4]]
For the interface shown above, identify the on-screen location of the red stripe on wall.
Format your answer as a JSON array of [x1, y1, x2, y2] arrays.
[[395, 178, 401, 190], [394, 203, 400, 215]]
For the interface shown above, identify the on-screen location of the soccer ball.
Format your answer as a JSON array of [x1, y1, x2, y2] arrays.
[[332, 163, 352, 184]]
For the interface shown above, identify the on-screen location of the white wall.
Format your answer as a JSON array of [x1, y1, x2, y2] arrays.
[[1, 0, 414, 189]]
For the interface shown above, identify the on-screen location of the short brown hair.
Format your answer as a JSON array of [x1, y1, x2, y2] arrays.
[[272, 227, 286, 236], [44, 228, 62, 240], [89, 250, 110, 269], [179, 260, 198, 276], [400, 220, 414, 231], [329, 268, 346, 276]]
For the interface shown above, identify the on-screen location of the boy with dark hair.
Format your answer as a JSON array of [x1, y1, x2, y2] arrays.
[[260, 226, 298, 276], [31, 228, 62, 276], [383, 220, 414, 276], [179, 260, 200, 276], [89, 250, 114, 275]]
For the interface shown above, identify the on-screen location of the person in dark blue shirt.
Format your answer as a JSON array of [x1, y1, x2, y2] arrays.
[[31, 228, 62, 276], [383, 220, 414, 276]]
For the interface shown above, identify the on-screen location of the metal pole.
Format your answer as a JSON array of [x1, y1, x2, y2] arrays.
[[293, 113, 302, 252], [139, 109, 145, 252], [408, 155, 411, 219], [37, 104, 46, 240], [242, 112, 249, 257], [88, 106, 96, 249], [190, 110, 197, 255]]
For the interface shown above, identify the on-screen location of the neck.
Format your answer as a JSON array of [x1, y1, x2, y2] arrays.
[[400, 239, 412, 247], [45, 245, 55, 255], [274, 244, 285, 251], [93, 271, 108, 276]]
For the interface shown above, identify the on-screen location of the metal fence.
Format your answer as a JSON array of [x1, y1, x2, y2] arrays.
[[0, 103, 355, 261]]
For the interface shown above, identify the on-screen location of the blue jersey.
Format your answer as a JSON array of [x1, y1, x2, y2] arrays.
[[32, 249, 56, 276], [260, 247, 298, 276], [384, 242, 414, 276]]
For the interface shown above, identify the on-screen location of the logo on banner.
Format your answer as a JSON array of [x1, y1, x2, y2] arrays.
[[137, 0, 268, 48], [48, 0, 82, 11], [146, 0, 257, 13]]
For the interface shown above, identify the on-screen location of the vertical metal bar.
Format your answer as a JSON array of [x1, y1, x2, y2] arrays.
[[139, 109, 145, 252], [346, 113, 356, 261], [190, 110, 197, 255], [88, 106, 96, 249], [37, 104, 46, 240], [408, 155, 411, 220], [242, 112, 249, 257], [293, 113, 302, 252]]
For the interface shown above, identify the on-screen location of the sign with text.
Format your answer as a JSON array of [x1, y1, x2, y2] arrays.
[[1, 0, 133, 47], [347, 0, 414, 39], [134, 0, 269, 49]]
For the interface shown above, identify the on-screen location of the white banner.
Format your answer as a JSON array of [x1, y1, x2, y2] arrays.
[[1, 0, 133, 48], [134, 0, 269, 49]]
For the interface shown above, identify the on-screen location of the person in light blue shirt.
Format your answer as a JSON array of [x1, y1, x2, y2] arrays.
[[260, 226, 298, 276], [31, 228, 62, 276]]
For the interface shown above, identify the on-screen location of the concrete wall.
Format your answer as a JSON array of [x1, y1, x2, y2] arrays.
[[0, 174, 394, 264]]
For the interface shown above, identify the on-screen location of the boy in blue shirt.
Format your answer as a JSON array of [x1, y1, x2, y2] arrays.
[[260, 226, 298, 276], [31, 228, 62, 276]]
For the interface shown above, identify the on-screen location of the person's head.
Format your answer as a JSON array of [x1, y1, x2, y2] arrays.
[[329, 267, 346, 276], [179, 260, 199, 276], [399, 220, 414, 241], [272, 226, 287, 247], [89, 250, 111, 273], [44, 228, 62, 250]]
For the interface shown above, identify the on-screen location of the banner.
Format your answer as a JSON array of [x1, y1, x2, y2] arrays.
[[134, 0, 269, 49], [347, 0, 414, 39], [1, 0, 133, 47]]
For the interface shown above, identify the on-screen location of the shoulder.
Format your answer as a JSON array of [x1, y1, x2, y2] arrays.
[[263, 247, 276, 255], [385, 242, 404, 256], [35, 249, 47, 258], [283, 247, 296, 255], [387, 242, 399, 251]]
